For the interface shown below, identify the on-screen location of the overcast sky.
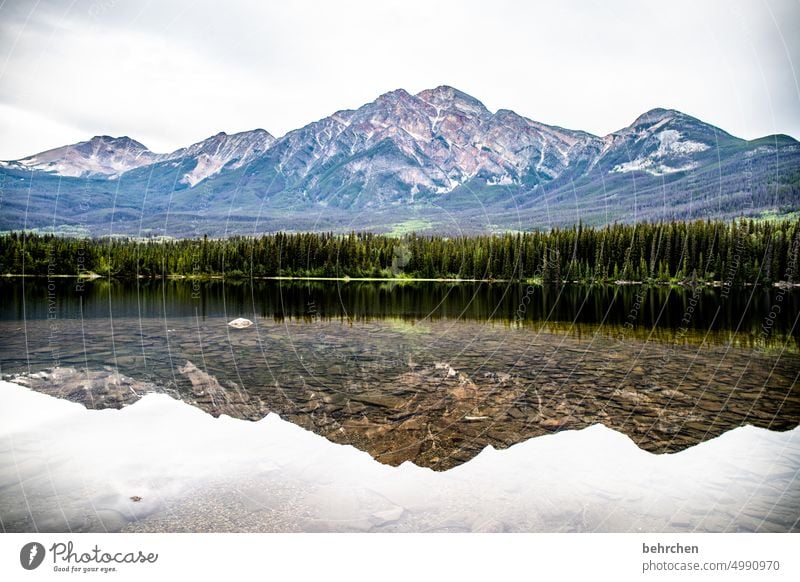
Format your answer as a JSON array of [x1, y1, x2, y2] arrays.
[[0, 0, 798, 159]]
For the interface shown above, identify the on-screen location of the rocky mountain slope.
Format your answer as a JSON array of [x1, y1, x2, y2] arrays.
[[1, 86, 797, 236], [1, 129, 275, 185]]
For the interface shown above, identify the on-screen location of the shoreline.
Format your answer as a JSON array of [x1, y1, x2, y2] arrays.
[[2, 273, 799, 287]]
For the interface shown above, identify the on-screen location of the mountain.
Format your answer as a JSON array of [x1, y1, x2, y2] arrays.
[[1, 86, 798, 236], [593, 108, 736, 175], [147, 129, 276, 187], [243, 86, 603, 208], [1, 129, 275, 184], [1, 135, 162, 178]]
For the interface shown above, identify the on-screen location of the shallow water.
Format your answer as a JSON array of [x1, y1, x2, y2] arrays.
[[1, 279, 798, 470], [1, 381, 798, 533]]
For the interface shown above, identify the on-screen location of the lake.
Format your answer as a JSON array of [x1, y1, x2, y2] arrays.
[[1, 278, 798, 471]]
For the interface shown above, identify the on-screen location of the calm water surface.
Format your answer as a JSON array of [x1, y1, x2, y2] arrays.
[[1, 279, 798, 470]]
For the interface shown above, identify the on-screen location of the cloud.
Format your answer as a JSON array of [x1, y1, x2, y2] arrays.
[[0, 0, 798, 159]]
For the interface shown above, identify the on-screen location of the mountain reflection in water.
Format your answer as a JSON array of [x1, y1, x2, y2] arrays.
[[1, 279, 798, 471], [1, 381, 798, 533]]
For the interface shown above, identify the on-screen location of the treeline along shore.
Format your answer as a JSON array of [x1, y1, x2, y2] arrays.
[[1, 219, 799, 285]]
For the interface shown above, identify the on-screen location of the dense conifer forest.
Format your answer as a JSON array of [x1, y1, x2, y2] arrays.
[[1, 219, 798, 285]]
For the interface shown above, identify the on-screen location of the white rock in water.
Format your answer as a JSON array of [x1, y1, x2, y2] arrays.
[[227, 318, 254, 329]]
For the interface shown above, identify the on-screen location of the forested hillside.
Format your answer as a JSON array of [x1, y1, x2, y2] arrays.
[[2, 219, 798, 284]]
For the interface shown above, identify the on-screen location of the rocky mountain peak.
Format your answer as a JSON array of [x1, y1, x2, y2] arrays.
[[82, 135, 149, 152], [417, 85, 488, 116], [631, 108, 678, 126], [373, 88, 412, 104]]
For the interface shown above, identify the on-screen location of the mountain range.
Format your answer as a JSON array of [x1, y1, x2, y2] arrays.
[[1, 85, 798, 236]]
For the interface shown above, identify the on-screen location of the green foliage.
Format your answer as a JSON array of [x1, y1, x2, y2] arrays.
[[1, 218, 798, 285]]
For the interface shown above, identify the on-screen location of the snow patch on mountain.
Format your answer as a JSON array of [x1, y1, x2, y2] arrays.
[[611, 129, 709, 176], [612, 158, 699, 176], [486, 174, 515, 186], [655, 130, 709, 155]]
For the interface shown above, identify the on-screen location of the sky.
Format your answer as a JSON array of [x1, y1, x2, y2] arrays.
[[0, 0, 798, 159]]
